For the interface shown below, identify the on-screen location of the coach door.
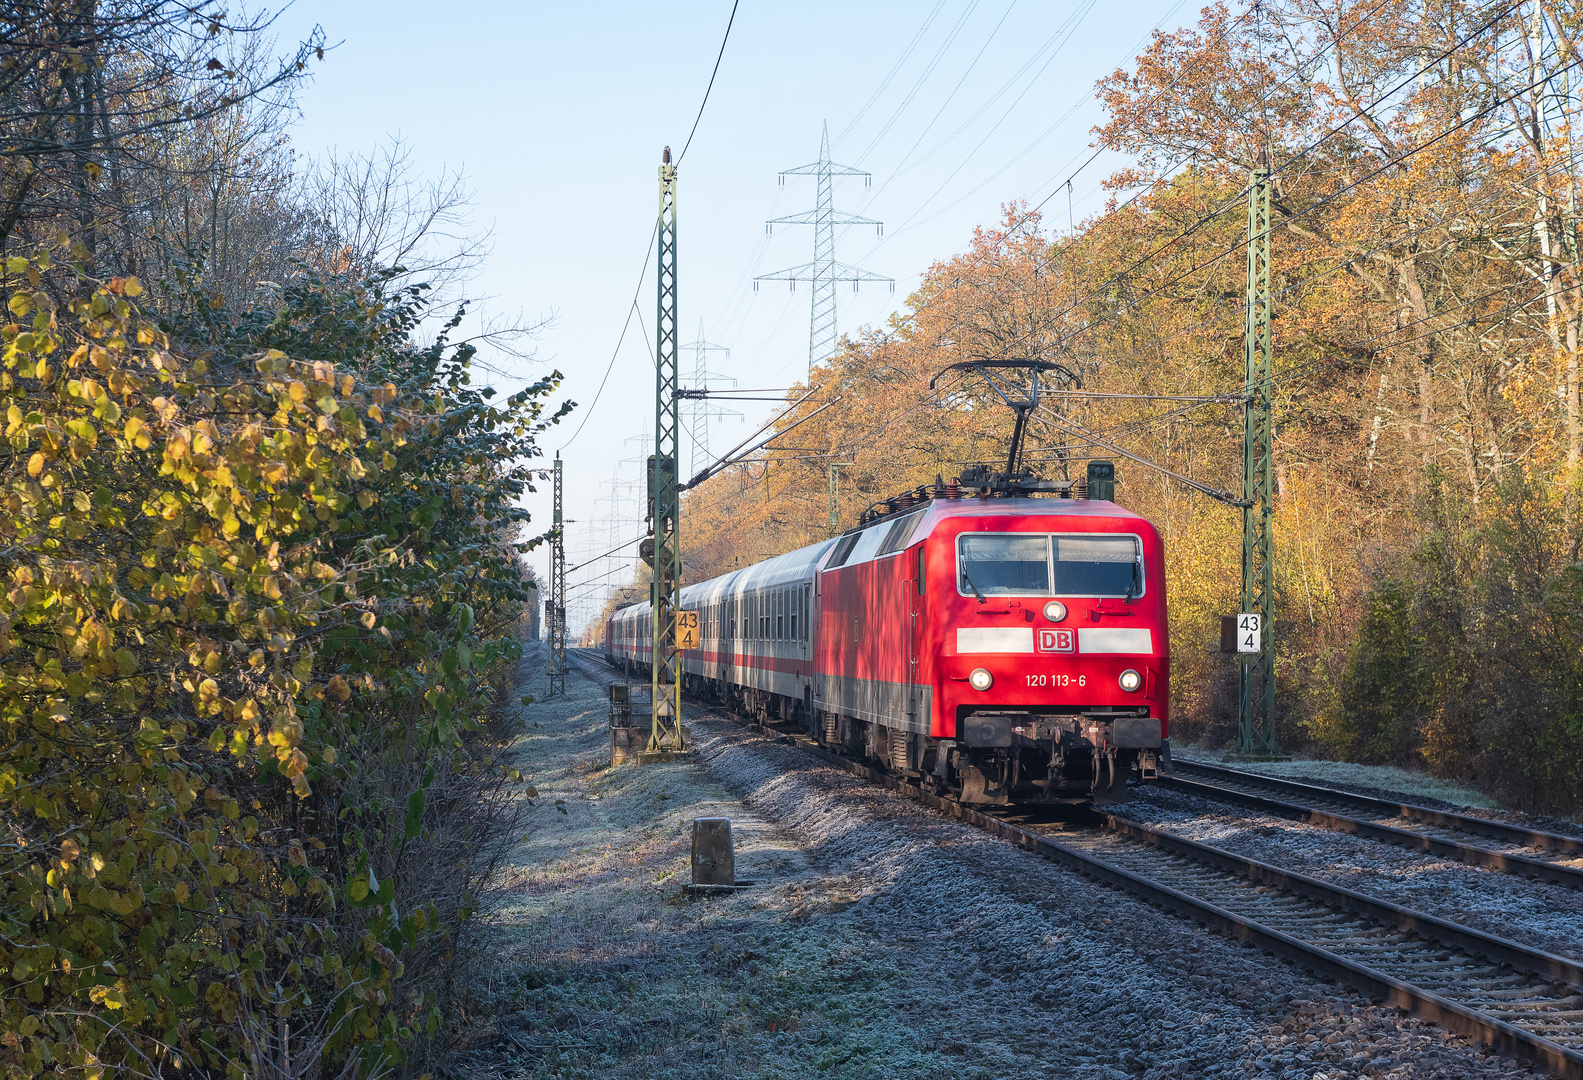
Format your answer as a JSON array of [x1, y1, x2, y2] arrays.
[[720, 593, 734, 690], [907, 544, 923, 728], [812, 573, 825, 711], [802, 583, 811, 660]]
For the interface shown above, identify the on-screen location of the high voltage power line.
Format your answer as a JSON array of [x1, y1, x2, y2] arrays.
[[703, 54, 1568, 517], [944, 39, 1581, 378], [712, 21, 1571, 526], [708, 0, 1218, 367], [877, 0, 1407, 293]]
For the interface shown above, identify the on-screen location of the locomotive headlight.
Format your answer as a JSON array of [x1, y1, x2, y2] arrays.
[[1043, 600, 1068, 622], [968, 667, 994, 692], [1118, 668, 1143, 693]]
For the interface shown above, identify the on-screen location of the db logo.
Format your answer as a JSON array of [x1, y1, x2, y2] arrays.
[[1037, 628, 1074, 653]]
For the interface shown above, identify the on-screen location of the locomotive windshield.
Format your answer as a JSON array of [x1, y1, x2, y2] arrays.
[[957, 533, 1144, 598], [958, 535, 1049, 595]]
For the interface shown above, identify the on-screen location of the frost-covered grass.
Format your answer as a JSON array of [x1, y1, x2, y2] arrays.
[[471, 657, 976, 1079], [1174, 745, 1499, 809]]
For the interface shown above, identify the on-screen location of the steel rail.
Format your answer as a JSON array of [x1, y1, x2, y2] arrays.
[[1159, 770, 1583, 889], [798, 749, 1583, 1079], [567, 652, 1583, 1077], [1174, 758, 1583, 855]]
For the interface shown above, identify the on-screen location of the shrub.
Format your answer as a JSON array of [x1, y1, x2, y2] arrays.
[[0, 237, 563, 1078]]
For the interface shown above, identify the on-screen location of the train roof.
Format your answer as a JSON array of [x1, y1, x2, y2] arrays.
[[908, 496, 1148, 523], [612, 537, 838, 619], [687, 537, 837, 600], [609, 498, 1153, 620]]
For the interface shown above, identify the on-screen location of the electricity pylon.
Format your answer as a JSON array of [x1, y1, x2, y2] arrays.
[[757, 121, 893, 373], [648, 148, 685, 753], [680, 320, 741, 476], [1237, 160, 1278, 757]]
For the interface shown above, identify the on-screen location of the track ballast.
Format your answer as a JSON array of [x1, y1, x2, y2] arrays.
[[570, 651, 1583, 1078], [1165, 759, 1583, 889]]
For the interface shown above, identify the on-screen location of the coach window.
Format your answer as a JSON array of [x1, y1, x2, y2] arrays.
[[777, 590, 785, 640], [917, 545, 926, 595]]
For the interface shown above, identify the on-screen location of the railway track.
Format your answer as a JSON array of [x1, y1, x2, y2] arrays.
[[571, 654, 1583, 1077], [869, 761, 1583, 1078], [1164, 759, 1583, 889]]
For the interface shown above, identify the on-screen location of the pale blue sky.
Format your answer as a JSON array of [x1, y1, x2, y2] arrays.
[[268, 0, 1199, 629]]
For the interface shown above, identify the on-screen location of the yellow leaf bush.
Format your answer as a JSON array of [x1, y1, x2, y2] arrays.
[[0, 246, 560, 1076]]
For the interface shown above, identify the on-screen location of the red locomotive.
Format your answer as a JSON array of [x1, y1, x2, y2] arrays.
[[605, 461, 1170, 805]]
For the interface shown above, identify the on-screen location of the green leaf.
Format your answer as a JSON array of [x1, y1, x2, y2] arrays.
[[403, 790, 424, 841]]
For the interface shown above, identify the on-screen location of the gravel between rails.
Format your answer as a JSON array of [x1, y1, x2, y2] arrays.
[[1122, 785, 1583, 963], [1176, 755, 1583, 840], [467, 651, 1535, 1080]]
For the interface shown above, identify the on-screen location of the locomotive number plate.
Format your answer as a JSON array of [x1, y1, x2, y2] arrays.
[[1036, 628, 1075, 653], [1027, 673, 1087, 687]]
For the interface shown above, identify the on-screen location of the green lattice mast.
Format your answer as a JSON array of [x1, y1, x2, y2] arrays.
[[1237, 160, 1278, 756], [649, 149, 684, 752]]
